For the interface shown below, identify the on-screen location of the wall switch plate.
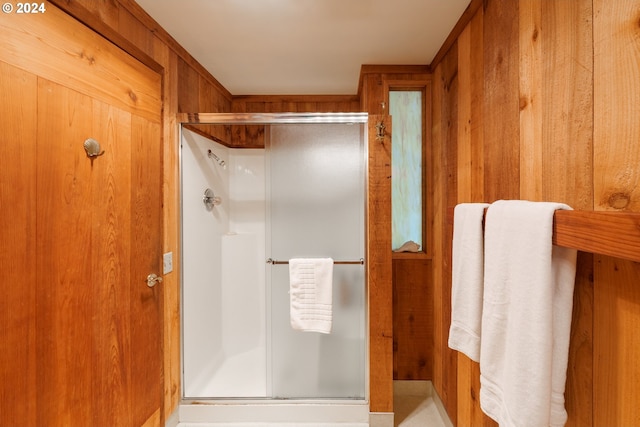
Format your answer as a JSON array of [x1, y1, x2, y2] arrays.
[[163, 252, 173, 274]]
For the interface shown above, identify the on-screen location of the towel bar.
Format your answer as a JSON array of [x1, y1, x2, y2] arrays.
[[266, 258, 364, 265], [447, 206, 640, 263]]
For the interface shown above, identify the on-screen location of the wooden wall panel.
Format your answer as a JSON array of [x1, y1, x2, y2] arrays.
[[430, 54, 446, 410], [80, 0, 120, 28], [393, 259, 433, 380], [593, 0, 640, 213], [457, 11, 485, 205], [540, 0, 594, 210], [514, 3, 597, 426], [434, 0, 640, 426], [431, 43, 460, 425], [538, 2, 595, 426], [360, 66, 431, 114], [483, 0, 520, 202], [74, 0, 234, 108], [361, 73, 386, 113], [36, 79, 96, 427], [90, 101, 134, 427], [368, 115, 394, 413], [151, 37, 182, 416], [2, 6, 164, 425], [518, 0, 543, 200], [594, 255, 640, 425], [593, 1, 640, 425], [242, 100, 269, 147], [566, 252, 594, 427], [360, 66, 435, 400], [0, 62, 38, 427], [118, 6, 155, 55], [47, 0, 161, 75], [454, 10, 490, 427], [442, 45, 460, 425], [233, 95, 360, 113], [457, 24, 473, 203], [27, 30, 163, 424], [0, 9, 163, 426], [130, 114, 164, 427], [177, 57, 201, 113], [198, 74, 229, 142], [0, 3, 161, 123]]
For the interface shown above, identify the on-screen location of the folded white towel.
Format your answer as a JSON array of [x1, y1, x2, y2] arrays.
[[448, 203, 490, 362], [289, 258, 334, 334], [479, 200, 577, 427]]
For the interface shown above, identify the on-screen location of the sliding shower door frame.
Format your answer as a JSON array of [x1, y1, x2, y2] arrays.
[[178, 112, 370, 405]]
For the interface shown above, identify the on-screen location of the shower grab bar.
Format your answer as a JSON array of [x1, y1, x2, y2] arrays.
[[266, 258, 364, 265]]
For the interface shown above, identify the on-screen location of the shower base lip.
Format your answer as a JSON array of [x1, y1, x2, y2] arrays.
[[179, 400, 369, 424]]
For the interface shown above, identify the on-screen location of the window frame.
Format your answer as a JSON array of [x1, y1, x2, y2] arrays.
[[385, 80, 432, 259]]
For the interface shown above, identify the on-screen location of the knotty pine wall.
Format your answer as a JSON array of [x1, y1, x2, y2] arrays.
[[431, 0, 640, 426]]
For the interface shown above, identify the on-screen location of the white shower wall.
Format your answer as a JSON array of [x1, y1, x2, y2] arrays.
[[181, 129, 267, 398]]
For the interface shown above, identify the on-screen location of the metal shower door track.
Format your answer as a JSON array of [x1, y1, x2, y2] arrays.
[[178, 112, 368, 125]]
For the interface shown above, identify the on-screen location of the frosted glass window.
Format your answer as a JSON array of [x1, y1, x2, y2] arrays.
[[389, 90, 423, 251]]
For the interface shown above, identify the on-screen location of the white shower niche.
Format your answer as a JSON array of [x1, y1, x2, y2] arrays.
[[179, 114, 369, 424]]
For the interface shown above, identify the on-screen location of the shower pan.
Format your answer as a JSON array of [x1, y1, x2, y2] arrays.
[[179, 113, 369, 424]]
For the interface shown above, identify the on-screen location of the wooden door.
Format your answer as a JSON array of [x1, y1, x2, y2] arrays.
[[0, 3, 163, 427]]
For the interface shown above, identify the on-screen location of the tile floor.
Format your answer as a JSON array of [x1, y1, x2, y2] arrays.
[[393, 381, 452, 427]]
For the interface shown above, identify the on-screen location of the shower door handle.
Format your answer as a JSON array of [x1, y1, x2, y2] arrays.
[[147, 273, 163, 288]]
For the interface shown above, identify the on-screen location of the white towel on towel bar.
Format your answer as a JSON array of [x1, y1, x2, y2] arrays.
[[480, 200, 577, 427], [448, 202, 490, 362], [289, 258, 334, 334]]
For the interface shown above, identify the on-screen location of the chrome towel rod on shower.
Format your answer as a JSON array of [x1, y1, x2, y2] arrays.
[[266, 258, 364, 265]]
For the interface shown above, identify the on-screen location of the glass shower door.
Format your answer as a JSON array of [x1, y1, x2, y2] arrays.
[[267, 122, 366, 399]]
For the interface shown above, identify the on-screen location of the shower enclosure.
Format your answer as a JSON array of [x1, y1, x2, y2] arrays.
[[179, 113, 368, 423]]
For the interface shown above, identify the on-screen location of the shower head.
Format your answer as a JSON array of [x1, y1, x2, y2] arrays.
[[207, 149, 226, 169]]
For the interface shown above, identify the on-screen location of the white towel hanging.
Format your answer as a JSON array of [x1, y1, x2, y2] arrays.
[[289, 258, 334, 334], [480, 200, 577, 427], [448, 202, 490, 362]]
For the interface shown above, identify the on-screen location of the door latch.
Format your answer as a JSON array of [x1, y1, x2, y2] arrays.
[[147, 273, 163, 288]]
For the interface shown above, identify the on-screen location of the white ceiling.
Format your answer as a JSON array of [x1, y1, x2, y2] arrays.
[[135, 0, 471, 96]]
